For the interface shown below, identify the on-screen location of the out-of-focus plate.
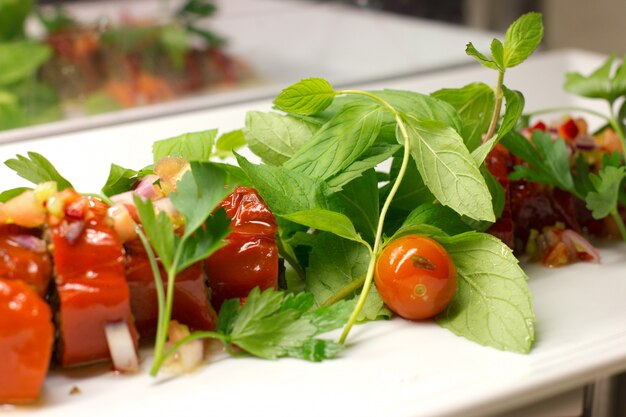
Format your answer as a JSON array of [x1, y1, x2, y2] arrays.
[[1, 50, 624, 417]]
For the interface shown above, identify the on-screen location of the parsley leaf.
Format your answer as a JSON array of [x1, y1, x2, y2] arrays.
[[4, 152, 73, 190], [101, 164, 139, 196], [586, 166, 626, 219]]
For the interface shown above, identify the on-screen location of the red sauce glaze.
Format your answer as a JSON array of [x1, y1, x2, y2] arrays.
[[0, 225, 52, 297], [205, 186, 278, 309], [51, 194, 138, 367], [0, 278, 53, 404], [125, 239, 217, 337]]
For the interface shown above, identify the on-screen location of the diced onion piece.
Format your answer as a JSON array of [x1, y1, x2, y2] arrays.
[[110, 191, 135, 206], [562, 229, 601, 263], [104, 321, 139, 373], [135, 175, 160, 199], [107, 204, 137, 243], [167, 320, 203, 373], [9, 235, 48, 253], [153, 198, 177, 217]]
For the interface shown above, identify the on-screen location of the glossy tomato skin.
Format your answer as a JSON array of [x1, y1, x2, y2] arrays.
[[375, 235, 457, 320], [0, 278, 53, 404], [52, 193, 138, 367], [205, 186, 278, 309]]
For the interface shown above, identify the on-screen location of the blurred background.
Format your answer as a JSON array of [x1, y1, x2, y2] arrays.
[[1, 0, 622, 138]]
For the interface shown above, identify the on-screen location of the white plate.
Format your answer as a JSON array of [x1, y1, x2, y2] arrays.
[[1, 50, 625, 417]]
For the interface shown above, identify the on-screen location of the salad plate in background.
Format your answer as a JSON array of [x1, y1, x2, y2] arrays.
[[2, 49, 626, 417]]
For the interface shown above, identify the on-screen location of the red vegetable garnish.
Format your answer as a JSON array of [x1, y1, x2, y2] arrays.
[[558, 118, 579, 141], [0, 278, 53, 404], [51, 192, 138, 366], [205, 186, 279, 309]]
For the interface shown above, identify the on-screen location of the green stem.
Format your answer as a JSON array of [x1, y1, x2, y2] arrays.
[[525, 106, 611, 122], [322, 275, 365, 307], [336, 89, 412, 344], [485, 71, 505, 140], [150, 241, 185, 376], [608, 105, 626, 163], [155, 331, 230, 371], [611, 209, 626, 243]]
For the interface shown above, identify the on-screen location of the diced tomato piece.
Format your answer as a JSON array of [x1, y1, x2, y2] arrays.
[[52, 194, 138, 367], [205, 187, 278, 309], [558, 118, 579, 141], [125, 239, 217, 336], [0, 225, 52, 297], [0, 278, 53, 404], [530, 121, 547, 131]]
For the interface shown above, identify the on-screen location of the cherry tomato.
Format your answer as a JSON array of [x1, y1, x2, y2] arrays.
[[374, 235, 457, 320]]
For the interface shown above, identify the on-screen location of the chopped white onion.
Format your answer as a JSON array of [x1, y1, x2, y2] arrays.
[[104, 321, 139, 373], [168, 320, 203, 373], [153, 198, 177, 216], [135, 175, 160, 199], [562, 229, 601, 263], [110, 191, 135, 206]]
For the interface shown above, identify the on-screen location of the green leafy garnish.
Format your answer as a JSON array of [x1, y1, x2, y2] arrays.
[[585, 166, 626, 219], [4, 152, 73, 190], [153, 129, 217, 162], [215, 129, 246, 159], [273, 78, 336, 115], [564, 54, 626, 105]]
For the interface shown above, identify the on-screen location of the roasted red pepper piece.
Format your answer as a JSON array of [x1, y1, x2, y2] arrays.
[[0, 225, 52, 297], [51, 193, 138, 367], [558, 118, 579, 141], [0, 278, 53, 404], [125, 239, 217, 336], [205, 186, 278, 309]]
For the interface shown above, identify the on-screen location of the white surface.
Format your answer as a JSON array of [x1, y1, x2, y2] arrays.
[[1, 50, 624, 417], [3, 0, 497, 143]]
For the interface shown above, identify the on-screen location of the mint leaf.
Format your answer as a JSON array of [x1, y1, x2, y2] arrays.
[[274, 78, 335, 115], [586, 166, 626, 219], [303, 233, 390, 321], [326, 143, 400, 192], [432, 82, 496, 152], [502, 12, 544, 68], [236, 154, 339, 214], [386, 156, 434, 211], [401, 203, 471, 236], [401, 115, 494, 222], [0, 42, 52, 86], [244, 111, 318, 165], [466, 42, 499, 71], [133, 196, 177, 271], [5, 152, 73, 190], [215, 129, 246, 159], [436, 232, 535, 354], [152, 129, 217, 163], [471, 86, 525, 164], [490, 39, 505, 71], [335, 169, 379, 243], [102, 164, 138, 196], [280, 209, 363, 244], [503, 130, 576, 193], [564, 54, 626, 104], [284, 103, 383, 180], [170, 161, 232, 236]]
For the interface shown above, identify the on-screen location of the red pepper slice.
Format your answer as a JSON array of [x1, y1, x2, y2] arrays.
[[558, 118, 579, 141], [52, 194, 138, 367], [205, 186, 278, 309], [0, 225, 52, 297], [125, 239, 217, 336], [0, 278, 53, 404]]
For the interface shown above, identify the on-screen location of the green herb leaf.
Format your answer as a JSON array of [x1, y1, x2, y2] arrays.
[[217, 298, 240, 334], [286, 339, 343, 362], [326, 143, 400, 192], [102, 164, 139, 196], [386, 156, 434, 212], [177, 0, 217, 18], [170, 161, 232, 236], [176, 208, 231, 274], [432, 82, 496, 152], [400, 203, 471, 236], [401, 115, 494, 222], [0, 42, 52, 86], [133, 196, 177, 271], [436, 232, 535, 354], [159, 24, 190, 70], [585, 166, 626, 219], [153, 129, 217, 163], [4, 152, 73, 190], [280, 209, 364, 244], [503, 130, 576, 193], [302, 299, 353, 334], [215, 129, 246, 159], [564, 54, 626, 104], [465, 42, 499, 71], [274, 78, 336, 115], [303, 233, 390, 321], [284, 104, 383, 180], [0, 0, 33, 40], [236, 154, 338, 214], [335, 169, 379, 243], [490, 39, 505, 71], [244, 111, 318, 165], [502, 12, 544, 68]]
